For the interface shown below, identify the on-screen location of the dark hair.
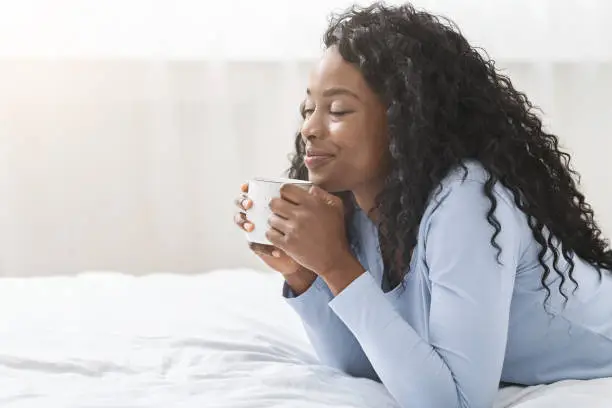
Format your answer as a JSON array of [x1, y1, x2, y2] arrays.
[[288, 2, 612, 302]]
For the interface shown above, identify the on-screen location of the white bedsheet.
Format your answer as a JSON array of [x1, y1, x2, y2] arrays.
[[0, 269, 609, 408]]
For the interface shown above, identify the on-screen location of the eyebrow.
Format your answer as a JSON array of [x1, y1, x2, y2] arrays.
[[306, 87, 361, 101]]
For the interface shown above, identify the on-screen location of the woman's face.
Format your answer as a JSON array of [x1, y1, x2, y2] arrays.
[[301, 46, 389, 195]]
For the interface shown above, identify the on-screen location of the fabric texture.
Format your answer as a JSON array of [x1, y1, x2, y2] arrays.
[[285, 161, 612, 408]]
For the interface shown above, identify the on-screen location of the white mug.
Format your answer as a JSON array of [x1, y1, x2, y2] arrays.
[[245, 177, 312, 245]]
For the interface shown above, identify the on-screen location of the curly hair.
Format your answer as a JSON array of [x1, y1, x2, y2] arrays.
[[287, 2, 612, 302]]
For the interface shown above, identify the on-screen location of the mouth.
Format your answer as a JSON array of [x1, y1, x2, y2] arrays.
[[304, 146, 335, 170], [304, 153, 334, 169]]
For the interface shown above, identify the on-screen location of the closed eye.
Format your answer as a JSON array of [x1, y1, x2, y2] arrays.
[[299, 100, 313, 118], [300, 106, 354, 118], [300, 100, 314, 118], [330, 110, 353, 117]]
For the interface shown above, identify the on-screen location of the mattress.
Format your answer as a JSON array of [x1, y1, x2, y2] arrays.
[[0, 269, 609, 407]]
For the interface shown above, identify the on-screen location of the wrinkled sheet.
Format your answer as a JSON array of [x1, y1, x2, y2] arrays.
[[0, 269, 609, 408]]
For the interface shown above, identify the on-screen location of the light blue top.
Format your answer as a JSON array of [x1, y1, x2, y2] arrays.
[[284, 161, 612, 408]]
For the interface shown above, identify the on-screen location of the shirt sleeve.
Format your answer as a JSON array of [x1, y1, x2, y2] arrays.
[[283, 276, 379, 380], [328, 179, 521, 408]]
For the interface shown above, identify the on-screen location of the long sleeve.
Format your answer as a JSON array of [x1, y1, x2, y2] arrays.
[[328, 180, 521, 408], [283, 277, 379, 380]]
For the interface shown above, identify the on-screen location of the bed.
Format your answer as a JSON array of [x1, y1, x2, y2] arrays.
[[0, 269, 610, 407]]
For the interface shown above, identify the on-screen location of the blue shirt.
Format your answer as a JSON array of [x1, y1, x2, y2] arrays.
[[283, 161, 612, 408]]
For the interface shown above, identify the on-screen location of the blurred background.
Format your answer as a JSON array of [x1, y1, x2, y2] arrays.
[[0, 0, 610, 276]]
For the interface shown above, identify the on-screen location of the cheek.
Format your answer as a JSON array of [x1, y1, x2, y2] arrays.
[[329, 116, 388, 171], [337, 133, 387, 173], [363, 139, 389, 173]]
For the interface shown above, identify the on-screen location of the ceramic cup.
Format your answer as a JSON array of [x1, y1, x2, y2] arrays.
[[245, 177, 312, 245]]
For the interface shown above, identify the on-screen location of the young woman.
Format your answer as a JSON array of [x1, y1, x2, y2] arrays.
[[233, 3, 612, 407]]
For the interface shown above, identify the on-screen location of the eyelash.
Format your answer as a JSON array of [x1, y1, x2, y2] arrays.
[[301, 108, 351, 117]]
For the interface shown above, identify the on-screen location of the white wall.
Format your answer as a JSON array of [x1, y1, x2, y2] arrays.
[[0, 0, 610, 61], [0, 1, 611, 276]]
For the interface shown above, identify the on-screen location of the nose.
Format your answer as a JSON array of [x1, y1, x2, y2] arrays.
[[300, 110, 326, 142]]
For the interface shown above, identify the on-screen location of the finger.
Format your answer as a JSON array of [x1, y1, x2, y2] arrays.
[[248, 242, 276, 257], [256, 250, 282, 260], [265, 228, 286, 250], [252, 244, 283, 259], [279, 183, 310, 205], [234, 212, 253, 232], [240, 183, 249, 193], [234, 195, 252, 211], [269, 196, 297, 219], [234, 212, 254, 232], [309, 185, 339, 206], [268, 213, 291, 235]]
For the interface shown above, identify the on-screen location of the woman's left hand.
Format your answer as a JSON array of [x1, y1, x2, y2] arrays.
[[266, 184, 354, 278]]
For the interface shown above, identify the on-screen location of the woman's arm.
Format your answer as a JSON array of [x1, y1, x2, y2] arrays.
[[283, 271, 379, 381], [323, 180, 521, 408]]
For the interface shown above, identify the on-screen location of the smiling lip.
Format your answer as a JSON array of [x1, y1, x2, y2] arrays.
[[304, 146, 335, 169], [304, 153, 334, 169]]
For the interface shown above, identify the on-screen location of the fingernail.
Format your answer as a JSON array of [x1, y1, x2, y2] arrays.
[[242, 199, 251, 209], [272, 250, 281, 258], [244, 222, 254, 232]]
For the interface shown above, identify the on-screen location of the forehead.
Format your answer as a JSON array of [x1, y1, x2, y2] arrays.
[[307, 47, 369, 95]]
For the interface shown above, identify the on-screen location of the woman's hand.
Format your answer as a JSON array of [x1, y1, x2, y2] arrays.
[[234, 182, 307, 277], [266, 184, 357, 278]]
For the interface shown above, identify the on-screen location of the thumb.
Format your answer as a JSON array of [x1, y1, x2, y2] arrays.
[[309, 185, 340, 206]]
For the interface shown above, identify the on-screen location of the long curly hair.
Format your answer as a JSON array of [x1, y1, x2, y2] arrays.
[[287, 2, 612, 301]]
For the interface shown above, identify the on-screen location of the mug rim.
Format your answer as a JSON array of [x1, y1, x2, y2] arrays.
[[252, 177, 312, 184]]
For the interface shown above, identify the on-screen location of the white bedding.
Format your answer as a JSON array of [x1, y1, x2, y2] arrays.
[[0, 269, 609, 408]]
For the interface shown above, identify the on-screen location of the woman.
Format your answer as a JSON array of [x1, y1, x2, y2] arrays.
[[233, 3, 612, 408]]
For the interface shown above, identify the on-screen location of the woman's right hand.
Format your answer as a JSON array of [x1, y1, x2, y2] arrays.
[[234, 182, 303, 277]]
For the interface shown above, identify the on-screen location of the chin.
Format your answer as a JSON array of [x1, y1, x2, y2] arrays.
[[308, 172, 346, 193]]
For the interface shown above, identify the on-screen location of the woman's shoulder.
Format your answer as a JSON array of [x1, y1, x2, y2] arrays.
[[425, 160, 520, 218], [441, 160, 492, 187], [436, 160, 515, 203], [422, 159, 530, 249]]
